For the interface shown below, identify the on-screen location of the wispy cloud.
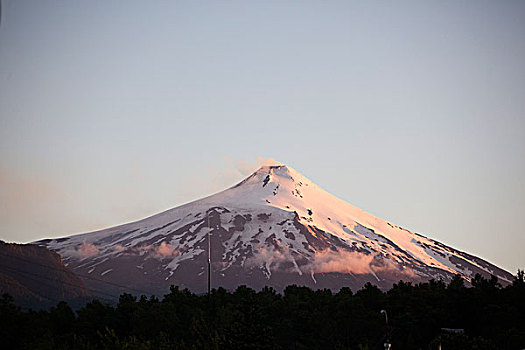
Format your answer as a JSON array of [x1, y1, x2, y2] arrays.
[[233, 157, 281, 176], [154, 241, 179, 258], [247, 245, 413, 277], [175, 156, 283, 201], [309, 249, 375, 274], [75, 240, 99, 258], [111, 241, 180, 260], [0, 167, 116, 242], [245, 246, 297, 271]]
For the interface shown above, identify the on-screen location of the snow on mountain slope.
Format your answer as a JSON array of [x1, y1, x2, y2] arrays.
[[35, 163, 513, 295]]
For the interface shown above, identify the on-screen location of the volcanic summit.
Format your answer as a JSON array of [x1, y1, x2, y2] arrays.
[[36, 163, 512, 296]]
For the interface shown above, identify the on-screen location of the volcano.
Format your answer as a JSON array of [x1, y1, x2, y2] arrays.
[[35, 163, 512, 296]]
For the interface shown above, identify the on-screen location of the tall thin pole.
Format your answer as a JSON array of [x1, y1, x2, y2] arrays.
[[207, 210, 211, 297], [381, 310, 391, 349]]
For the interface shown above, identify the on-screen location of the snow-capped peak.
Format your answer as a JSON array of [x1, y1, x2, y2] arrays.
[[35, 162, 513, 295]]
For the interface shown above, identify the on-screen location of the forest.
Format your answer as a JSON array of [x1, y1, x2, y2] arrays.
[[1, 272, 524, 350]]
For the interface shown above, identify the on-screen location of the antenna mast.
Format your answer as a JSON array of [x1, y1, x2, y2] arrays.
[[207, 210, 211, 297]]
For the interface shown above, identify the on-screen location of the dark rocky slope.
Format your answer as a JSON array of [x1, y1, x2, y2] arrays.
[[0, 240, 91, 308]]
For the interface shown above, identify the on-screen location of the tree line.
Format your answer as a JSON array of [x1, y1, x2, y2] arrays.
[[1, 271, 524, 349]]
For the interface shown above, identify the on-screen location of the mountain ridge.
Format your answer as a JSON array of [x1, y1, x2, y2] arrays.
[[0, 240, 91, 307], [35, 163, 512, 296]]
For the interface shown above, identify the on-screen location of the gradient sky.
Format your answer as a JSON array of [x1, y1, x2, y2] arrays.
[[1, 1, 524, 274]]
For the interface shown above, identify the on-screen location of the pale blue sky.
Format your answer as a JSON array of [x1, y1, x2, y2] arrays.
[[1, 1, 524, 273]]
